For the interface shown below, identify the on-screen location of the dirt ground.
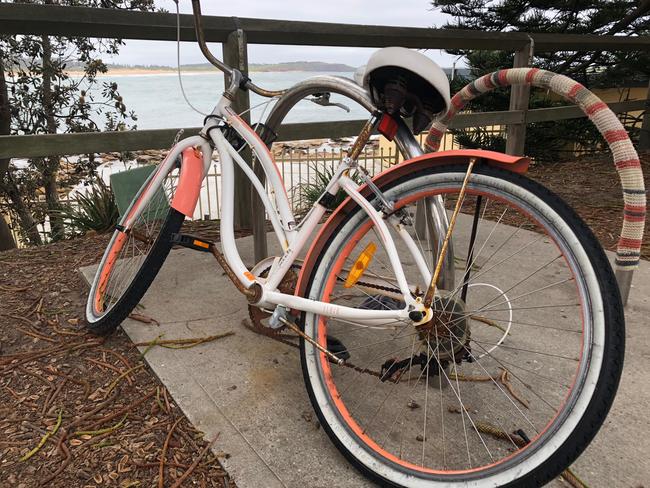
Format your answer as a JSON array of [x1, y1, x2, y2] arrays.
[[0, 226, 236, 488], [0, 151, 647, 487], [527, 151, 650, 260]]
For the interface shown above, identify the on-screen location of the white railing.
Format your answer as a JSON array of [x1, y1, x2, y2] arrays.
[[4, 132, 469, 245]]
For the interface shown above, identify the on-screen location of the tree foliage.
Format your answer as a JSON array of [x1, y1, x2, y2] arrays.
[[0, 0, 155, 246], [432, 0, 650, 161]]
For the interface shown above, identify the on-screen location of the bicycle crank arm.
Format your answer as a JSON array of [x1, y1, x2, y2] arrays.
[[171, 233, 261, 301]]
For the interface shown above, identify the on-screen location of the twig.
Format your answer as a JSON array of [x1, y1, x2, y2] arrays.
[[162, 387, 171, 414], [39, 435, 71, 486], [42, 378, 67, 415], [17, 366, 51, 386], [7, 313, 39, 328], [471, 315, 510, 335], [74, 414, 128, 437], [159, 417, 182, 488], [561, 467, 590, 488], [104, 364, 144, 398], [155, 387, 165, 412], [128, 313, 160, 326], [20, 410, 63, 461], [51, 324, 85, 336], [475, 421, 588, 487], [140, 334, 164, 357], [134, 332, 234, 350], [14, 326, 57, 343], [98, 347, 134, 377], [67, 391, 119, 432], [46, 369, 91, 398], [499, 368, 530, 409], [75, 429, 115, 450], [85, 389, 156, 431], [84, 357, 129, 378], [0, 339, 103, 374], [170, 434, 219, 488], [0, 284, 29, 292]]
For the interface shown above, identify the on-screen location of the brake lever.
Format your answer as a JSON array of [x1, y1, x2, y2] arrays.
[[308, 92, 351, 113]]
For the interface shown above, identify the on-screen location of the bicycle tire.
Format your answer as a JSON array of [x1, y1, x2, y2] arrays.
[[85, 163, 186, 335], [299, 164, 624, 487]]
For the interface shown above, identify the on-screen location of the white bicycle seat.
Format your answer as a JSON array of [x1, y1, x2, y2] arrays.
[[358, 46, 451, 132]]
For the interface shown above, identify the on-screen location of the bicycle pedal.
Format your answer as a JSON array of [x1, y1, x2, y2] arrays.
[[170, 233, 214, 252]]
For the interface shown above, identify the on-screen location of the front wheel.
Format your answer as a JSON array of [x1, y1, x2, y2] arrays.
[[300, 165, 624, 487], [85, 161, 185, 335]]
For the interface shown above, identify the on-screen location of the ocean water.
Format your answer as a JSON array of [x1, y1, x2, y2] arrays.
[[92, 71, 369, 130]]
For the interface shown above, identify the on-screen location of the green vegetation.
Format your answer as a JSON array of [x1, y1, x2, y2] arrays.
[[431, 0, 649, 161], [296, 164, 363, 216], [0, 0, 155, 249], [57, 179, 119, 235]]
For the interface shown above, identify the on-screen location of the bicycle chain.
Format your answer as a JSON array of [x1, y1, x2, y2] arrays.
[[245, 263, 474, 380], [245, 264, 402, 379]]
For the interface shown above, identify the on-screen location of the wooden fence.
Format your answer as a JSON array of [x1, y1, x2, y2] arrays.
[[0, 2, 649, 253]]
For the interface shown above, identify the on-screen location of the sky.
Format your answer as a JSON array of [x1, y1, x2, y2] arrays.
[[108, 0, 458, 69]]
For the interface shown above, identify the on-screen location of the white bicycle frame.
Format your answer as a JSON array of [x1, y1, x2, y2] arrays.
[[125, 94, 432, 326]]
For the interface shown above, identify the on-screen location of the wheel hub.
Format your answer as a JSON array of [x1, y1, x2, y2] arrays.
[[416, 291, 470, 362]]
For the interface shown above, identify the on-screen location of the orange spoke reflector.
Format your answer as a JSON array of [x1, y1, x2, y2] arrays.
[[344, 242, 376, 289]]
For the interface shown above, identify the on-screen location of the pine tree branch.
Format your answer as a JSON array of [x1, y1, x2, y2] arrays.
[[557, 0, 650, 74]]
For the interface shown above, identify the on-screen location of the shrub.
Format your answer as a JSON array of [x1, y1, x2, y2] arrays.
[[295, 164, 363, 216], [57, 178, 119, 235]]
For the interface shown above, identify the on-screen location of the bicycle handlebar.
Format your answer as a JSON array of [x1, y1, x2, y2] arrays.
[[190, 0, 287, 98]]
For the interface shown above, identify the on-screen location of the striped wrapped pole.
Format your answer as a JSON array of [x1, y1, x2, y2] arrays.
[[426, 68, 646, 280]]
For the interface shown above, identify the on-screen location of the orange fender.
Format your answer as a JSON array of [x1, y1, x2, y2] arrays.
[[293, 149, 530, 300], [171, 147, 204, 218]]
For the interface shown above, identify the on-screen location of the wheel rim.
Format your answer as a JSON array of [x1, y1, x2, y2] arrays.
[[88, 166, 180, 321], [303, 171, 603, 485]]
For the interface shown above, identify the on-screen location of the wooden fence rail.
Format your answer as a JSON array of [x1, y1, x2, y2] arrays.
[[0, 100, 645, 159], [2, 3, 650, 51]]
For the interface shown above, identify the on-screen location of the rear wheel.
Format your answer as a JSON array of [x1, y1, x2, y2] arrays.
[[300, 165, 624, 487], [85, 162, 184, 335]]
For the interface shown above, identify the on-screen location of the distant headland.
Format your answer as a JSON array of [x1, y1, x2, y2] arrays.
[[66, 61, 357, 75]]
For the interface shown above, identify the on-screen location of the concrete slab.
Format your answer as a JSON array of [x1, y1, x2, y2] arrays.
[[81, 236, 374, 488], [80, 228, 650, 487]]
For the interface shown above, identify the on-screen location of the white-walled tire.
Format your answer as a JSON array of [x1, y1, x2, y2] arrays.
[[299, 165, 624, 487]]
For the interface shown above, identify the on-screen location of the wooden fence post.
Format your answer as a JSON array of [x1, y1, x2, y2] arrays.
[[639, 79, 650, 152], [223, 28, 267, 263], [505, 44, 532, 156]]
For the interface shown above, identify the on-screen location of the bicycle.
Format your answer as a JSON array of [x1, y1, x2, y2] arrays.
[[85, 1, 643, 486]]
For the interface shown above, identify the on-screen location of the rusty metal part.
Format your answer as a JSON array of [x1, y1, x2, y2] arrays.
[[417, 292, 471, 362], [209, 246, 258, 300], [277, 316, 344, 365], [347, 115, 378, 161], [423, 158, 477, 309], [247, 266, 298, 335]]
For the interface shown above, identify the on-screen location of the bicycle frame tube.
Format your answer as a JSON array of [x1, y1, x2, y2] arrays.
[[190, 96, 427, 323], [265, 77, 455, 291]]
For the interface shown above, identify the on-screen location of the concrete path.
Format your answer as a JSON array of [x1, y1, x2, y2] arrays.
[[80, 232, 650, 487]]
